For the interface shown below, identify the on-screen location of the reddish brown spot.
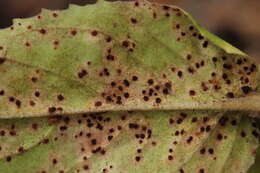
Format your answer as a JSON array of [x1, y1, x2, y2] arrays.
[[177, 71, 183, 78], [226, 92, 234, 98], [57, 94, 64, 101], [35, 91, 40, 97], [0, 57, 6, 64], [53, 13, 58, 17], [155, 98, 161, 104], [39, 29, 47, 34], [0, 90, 4, 96], [15, 100, 21, 108], [6, 156, 12, 162], [91, 30, 98, 36], [189, 90, 196, 96], [78, 69, 88, 78], [135, 156, 141, 162], [48, 107, 56, 113], [29, 100, 35, 106], [25, 42, 31, 47], [130, 18, 138, 24], [70, 30, 77, 36], [122, 41, 129, 48], [147, 79, 154, 85], [95, 101, 102, 107]]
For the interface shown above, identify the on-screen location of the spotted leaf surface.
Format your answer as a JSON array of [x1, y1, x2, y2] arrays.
[[0, 111, 259, 173], [0, 0, 259, 173], [0, 0, 259, 118]]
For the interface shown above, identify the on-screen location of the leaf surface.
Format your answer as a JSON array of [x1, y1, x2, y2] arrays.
[[0, 0, 259, 173]]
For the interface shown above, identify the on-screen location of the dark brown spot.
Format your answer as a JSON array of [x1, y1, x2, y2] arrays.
[[0, 57, 6, 64], [39, 29, 46, 34], [48, 107, 56, 113], [135, 156, 141, 162], [241, 86, 251, 94], [57, 94, 64, 101], [147, 79, 154, 85], [131, 18, 137, 24], [226, 92, 234, 98], [155, 98, 161, 104], [132, 76, 138, 81], [70, 30, 77, 36], [0, 90, 4, 96], [91, 30, 98, 36], [177, 71, 183, 78], [95, 101, 102, 107], [189, 90, 196, 96]]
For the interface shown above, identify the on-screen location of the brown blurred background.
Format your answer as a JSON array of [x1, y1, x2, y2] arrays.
[[0, 0, 260, 61]]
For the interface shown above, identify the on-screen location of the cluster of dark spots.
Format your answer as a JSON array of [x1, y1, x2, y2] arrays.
[[223, 63, 232, 70], [99, 68, 110, 77], [0, 57, 6, 64], [91, 30, 98, 36], [130, 18, 138, 24], [78, 69, 88, 78], [39, 28, 47, 34], [106, 54, 115, 61]]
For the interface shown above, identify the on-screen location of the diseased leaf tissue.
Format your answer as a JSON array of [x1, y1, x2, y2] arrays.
[[0, 0, 259, 172]]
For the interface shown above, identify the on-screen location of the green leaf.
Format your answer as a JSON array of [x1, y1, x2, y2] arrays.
[[0, 111, 259, 173], [0, 0, 259, 172]]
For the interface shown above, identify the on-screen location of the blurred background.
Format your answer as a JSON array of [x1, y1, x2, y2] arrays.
[[0, 0, 259, 61]]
